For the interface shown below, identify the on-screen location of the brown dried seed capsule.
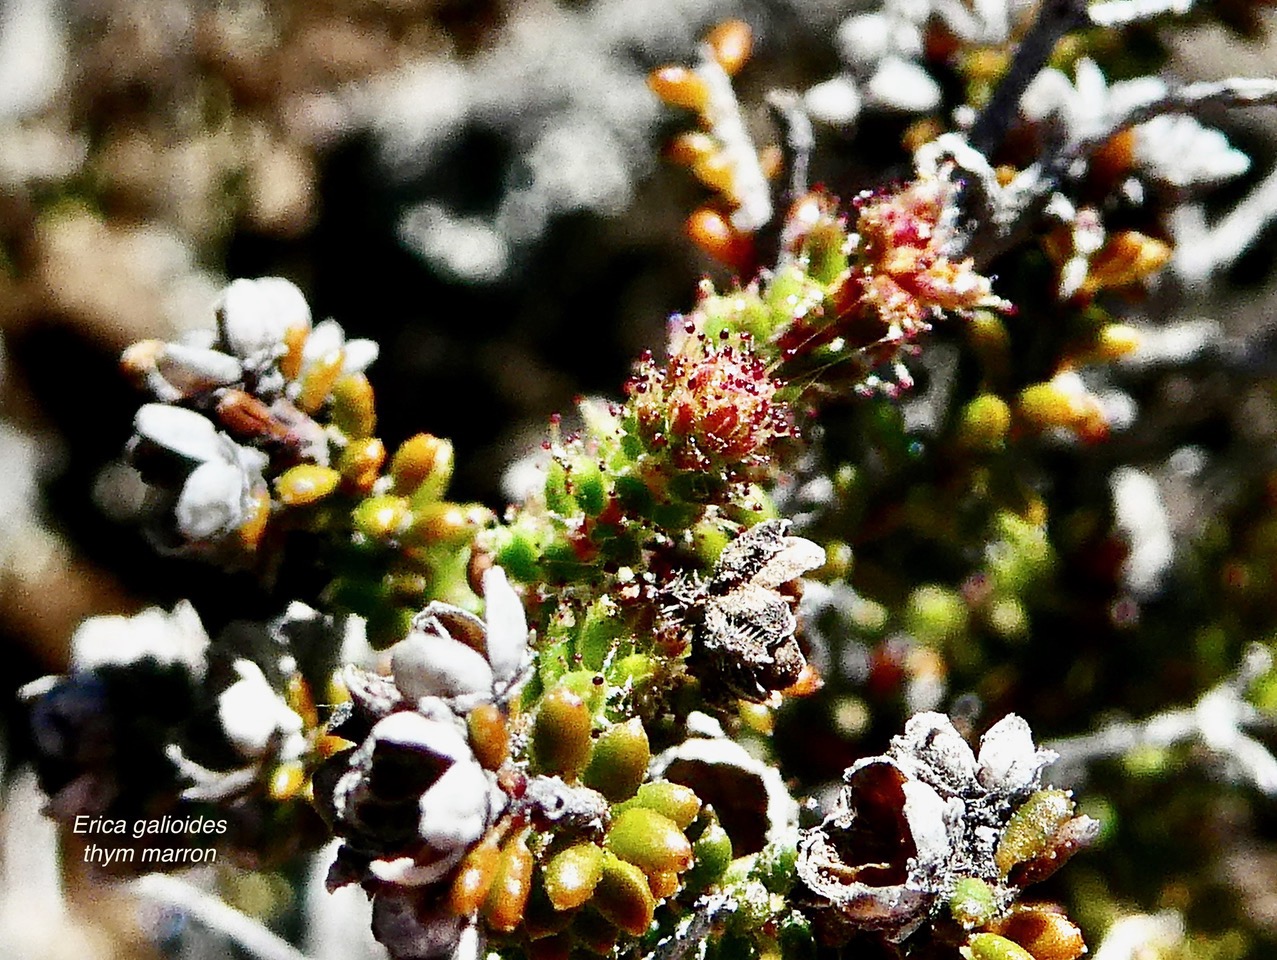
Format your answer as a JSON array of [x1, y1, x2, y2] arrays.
[[468, 703, 510, 771], [483, 829, 534, 932], [275, 465, 342, 506], [706, 20, 752, 75], [448, 833, 502, 916], [604, 807, 694, 875], [331, 374, 377, 438], [543, 843, 605, 911], [531, 685, 594, 779], [994, 906, 1087, 960], [647, 66, 710, 111], [215, 390, 288, 442], [582, 719, 650, 802], [593, 852, 655, 937]]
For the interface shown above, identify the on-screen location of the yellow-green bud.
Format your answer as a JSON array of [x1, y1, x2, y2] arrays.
[[352, 495, 411, 541], [276, 465, 341, 506], [582, 719, 650, 802], [531, 685, 594, 778], [616, 781, 702, 829], [949, 877, 997, 928], [542, 843, 605, 911], [331, 374, 376, 437], [604, 807, 694, 875], [593, 852, 656, 936], [996, 789, 1076, 876], [963, 934, 1037, 960]]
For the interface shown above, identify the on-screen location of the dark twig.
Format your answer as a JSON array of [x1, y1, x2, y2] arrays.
[[967, 0, 1090, 156]]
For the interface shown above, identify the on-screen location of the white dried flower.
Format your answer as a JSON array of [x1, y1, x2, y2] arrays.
[[391, 566, 531, 712]]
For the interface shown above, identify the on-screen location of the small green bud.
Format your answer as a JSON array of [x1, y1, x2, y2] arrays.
[[531, 685, 594, 778], [582, 719, 650, 802], [574, 459, 607, 516], [542, 843, 605, 912], [605, 807, 694, 875], [905, 585, 969, 647], [684, 817, 733, 890], [330, 374, 376, 437], [964, 933, 1037, 960], [949, 877, 997, 927], [958, 394, 1012, 450], [351, 495, 410, 541]]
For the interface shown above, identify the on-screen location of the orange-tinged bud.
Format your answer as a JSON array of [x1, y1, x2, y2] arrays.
[[667, 131, 718, 167], [648, 66, 710, 111], [692, 153, 737, 195], [1082, 231, 1172, 294], [276, 465, 342, 506], [237, 489, 272, 550], [120, 339, 164, 385], [285, 674, 319, 729], [686, 207, 753, 271], [706, 19, 752, 75], [297, 349, 345, 413], [483, 829, 534, 932], [268, 760, 307, 801], [646, 869, 680, 900], [995, 906, 1087, 960], [281, 323, 310, 382], [390, 433, 454, 500], [216, 389, 289, 442], [338, 437, 386, 493], [450, 833, 502, 915], [468, 703, 511, 770]]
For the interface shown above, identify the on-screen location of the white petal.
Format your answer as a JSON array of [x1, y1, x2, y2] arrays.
[[900, 777, 961, 874], [176, 459, 248, 540], [218, 660, 304, 760], [865, 57, 941, 113], [70, 604, 208, 671], [134, 404, 221, 462], [893, 712, 978, 792], [341, 338, 380, 375], [481, 567, 529, 687], [392, 630, 495, 702], [805, 76, 863, 126], [418, 760, 497, 851], [156, 344, 243, 396], [303, 318, 345, 364], [219, 277, 310, 360]]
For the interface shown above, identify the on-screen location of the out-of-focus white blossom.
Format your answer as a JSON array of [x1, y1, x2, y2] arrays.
[[1133, 113, 1250, 189], [217, 659, 307, 762], [68, 599, 210, 675]]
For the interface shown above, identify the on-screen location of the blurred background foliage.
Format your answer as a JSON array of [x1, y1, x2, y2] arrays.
[[3, 1, 1277, 959]]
